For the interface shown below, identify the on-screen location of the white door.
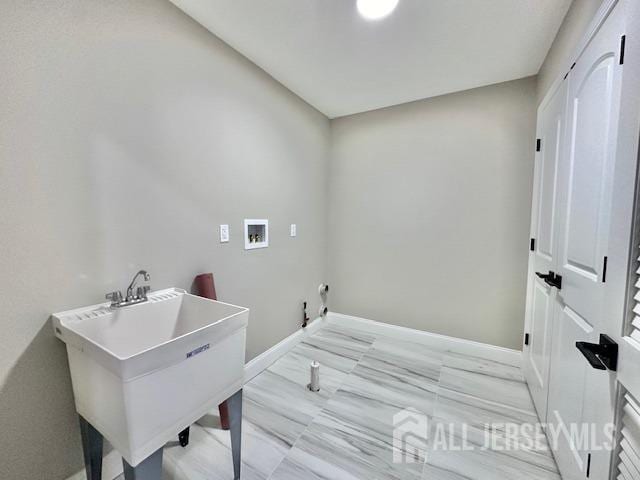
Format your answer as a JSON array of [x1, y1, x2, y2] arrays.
[[546, 2, 626, 479], [523, 79, 567, 421], [602, 1, 640, 479]]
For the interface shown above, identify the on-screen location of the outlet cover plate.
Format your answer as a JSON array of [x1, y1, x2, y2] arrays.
[[220, 224, 229, 243]]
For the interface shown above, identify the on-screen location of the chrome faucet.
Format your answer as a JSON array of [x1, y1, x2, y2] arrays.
[[106, 270, 151, 308]]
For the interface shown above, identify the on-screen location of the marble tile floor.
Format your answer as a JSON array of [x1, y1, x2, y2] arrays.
[[99, 324, 560, 480]]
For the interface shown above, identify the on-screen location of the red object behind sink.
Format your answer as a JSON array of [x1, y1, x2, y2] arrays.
[[194, 273, 230, 430]]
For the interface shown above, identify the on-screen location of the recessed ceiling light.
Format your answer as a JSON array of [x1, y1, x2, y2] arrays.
[[357, 0, 399, 20]]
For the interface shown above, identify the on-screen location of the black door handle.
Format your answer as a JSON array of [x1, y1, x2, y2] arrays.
[[545, 271, 562, 289], [576, 334, 618, 371], [535, 271, 562, 290]]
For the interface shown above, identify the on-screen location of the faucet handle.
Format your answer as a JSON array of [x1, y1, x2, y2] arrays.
[[137, 285, 151, 299], [106, 291, 123, 305]]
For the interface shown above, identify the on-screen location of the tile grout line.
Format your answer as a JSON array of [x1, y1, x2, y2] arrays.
[[266, 329, 379, 480], [418, 350, 448, 478]]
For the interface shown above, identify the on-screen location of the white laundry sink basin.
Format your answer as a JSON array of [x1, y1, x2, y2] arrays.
[[52, 288, 248, 466]]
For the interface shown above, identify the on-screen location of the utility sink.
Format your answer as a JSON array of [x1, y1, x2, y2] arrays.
[[52, 288, 249, 466]]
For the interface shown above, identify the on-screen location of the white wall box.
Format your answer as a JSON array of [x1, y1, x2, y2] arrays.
[[244, 219, 269, 250]]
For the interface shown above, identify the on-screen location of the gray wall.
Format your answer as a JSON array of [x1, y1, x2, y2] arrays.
[[327, 77, 537, 350], [0, 1, 329, 478], [537, 0, 603, 103]]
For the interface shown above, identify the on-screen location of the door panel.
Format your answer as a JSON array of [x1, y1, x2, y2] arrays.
[[562, 54, 616, 289], [558, 21, 624, 323], [547, 306, 594, 480], [531, 80, 566, 278], [537, 115, 563, 259], [523, 79, 567, 421], [529, 281, 553, 388]]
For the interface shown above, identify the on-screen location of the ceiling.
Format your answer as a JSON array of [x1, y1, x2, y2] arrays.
[[170, 0, 572, 118]]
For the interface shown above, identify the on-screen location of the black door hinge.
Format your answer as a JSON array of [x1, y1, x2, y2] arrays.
[[302, 301, 309, 328], [536, 139, 541, 152], [602, 256, 608, 283], [530, 238, 536, 252], [524, 333, 530, 346], [620, 35, 626, 65]]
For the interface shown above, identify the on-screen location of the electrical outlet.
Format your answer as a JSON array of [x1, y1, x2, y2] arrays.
[[290, 224, 297, 237], [220, 224, 229, 243]]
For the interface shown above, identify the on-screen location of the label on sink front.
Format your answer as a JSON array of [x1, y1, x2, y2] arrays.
[[186, 343, 210, 359]]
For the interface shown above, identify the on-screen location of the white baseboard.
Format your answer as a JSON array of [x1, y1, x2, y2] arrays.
[[327, 312, 522, 367], [243, 316, 325, 382]]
